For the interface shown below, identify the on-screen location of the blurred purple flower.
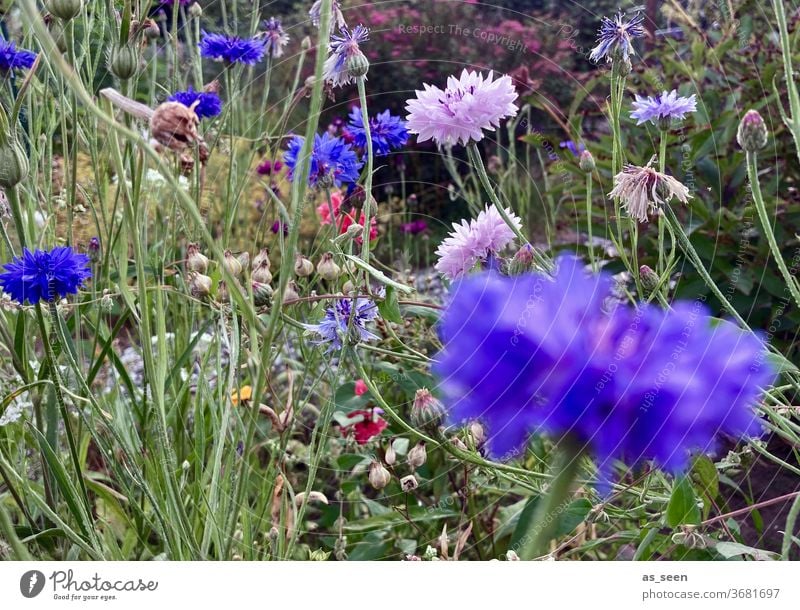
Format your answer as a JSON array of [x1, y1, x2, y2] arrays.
[[256, 159, 283, 176], [302, 297, 379, 352], [167, 87, 223, 120], [630, 90, 697, 126], [283, 132, 362, 188], [589, 12, 645, 64], [559, 140, 586, 157], [346, 107, 409, 156], [262, 17, 290, 58], [199, 31, 266, 65], [271, 220, 289, 236], [400, 219, 428, 235], [0, 39, 36, 72]]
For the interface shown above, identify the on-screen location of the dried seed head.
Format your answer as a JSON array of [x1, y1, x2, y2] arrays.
[[368, 461, 391, 490], [294, 254, 314, 277], [252, 248, 271, 270], [283, 280, 300, 304], [150, 101, 201, 153], [400, 474, 418, 492], [186, 242, 209, 274], [188, 271, 212, 299], [384, 440, 397, 466], [316, 252, 341, 281], [407, 441, 427, 469], [222, 249, 243, 277]]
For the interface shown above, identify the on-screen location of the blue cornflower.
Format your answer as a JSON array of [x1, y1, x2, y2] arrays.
[[0, 39, 37, 73], [263, 17, 290, 58], [434, 256, 775, 487], [323, 24, 369, 88], [630, 90, 697, 127], [559, 140, 585, 157], [0, 247, 91, 304], [589, 12, 645, 64], [167, 87, 223, 120], [347, 107, 409, 156], [302, 297, 379, 352], [284, 132, 363, 188], [199, 32, 266, 65], [309, 0, 347, 33]]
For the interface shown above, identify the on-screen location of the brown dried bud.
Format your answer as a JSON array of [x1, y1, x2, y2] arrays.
[[316, 252, 340, 281], [222, 249, 243, 277], [294, 254, 313, 277], [186, 242, 208, 274], [368, 461, 391, 490], [188, 271, 212, 299], [149, 101, 200, 153], [407, 441, 427, 470], [400, 475, 418, 492]]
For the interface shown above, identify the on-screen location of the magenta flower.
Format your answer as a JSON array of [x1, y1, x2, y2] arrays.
[[405, 70, 518, 147], [435, 205, 521, 280]]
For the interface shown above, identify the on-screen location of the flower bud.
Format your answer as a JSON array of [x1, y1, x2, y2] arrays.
[[469, 422, 486, 447], [252, 263, 272, 284], [188, 271, 212, 299], [283, 280, 300, 304], [109, 44, 140, 81], [308, 549, 330, 561], [301, 36, 312, 51], [345, 223, 363, 240], [384, 440, 396, 466], [0, 138, 29, 189], [737, 109, 768, 152], [252, 248, 271, 270], [252, 281, 273, 307], [639, 264, 659, 293], [407, 441, 427, 470], [368, 460, 391, 490], [150, 102, 200, 153], [189, 2, 203, 18], [347, 52, 369, 79], [186, 242, 208, 274], [223, 249, 243, 277], [342, 280, 357, 296], [294, 254, 313, 277], [411, 388, 446, 430], [46, 0, 83, 21], [400, 474, 418, 492], [317, 252, 340, 281], [579, 150, 595, 173], [216, 280, 230, 304]]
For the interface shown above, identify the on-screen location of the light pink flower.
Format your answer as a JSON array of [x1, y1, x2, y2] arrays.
[[405, 70, 518, 147], [435, 205, 522, 280]]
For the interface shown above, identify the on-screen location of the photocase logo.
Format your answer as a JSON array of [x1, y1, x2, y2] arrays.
[[20, 570, 45, 599]]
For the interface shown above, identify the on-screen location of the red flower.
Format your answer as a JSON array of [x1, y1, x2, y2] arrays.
[[354, 379, 368, 395], [316, 190, 378, 243], [343, 409, 387, 445]]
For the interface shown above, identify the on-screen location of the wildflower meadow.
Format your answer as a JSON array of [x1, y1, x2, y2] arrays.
[[1, 0, 800, 582]]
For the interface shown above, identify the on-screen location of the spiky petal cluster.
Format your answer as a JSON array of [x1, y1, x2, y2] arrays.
[[167, 87, 223, 120], [302, 298, 379, 352], [309, 0, 347, 33], [608, 165, 692, 223], [405, 70, 518, 147], [0, 247, 91, 304], [346, 107, 409, 156], [0, 39, 36, 72], [199, 32, 267, 65], [589, 12, 645, 64], [262, 17, 290, 58], [630, 90, 697, 126], [434, 256, 775, 487], [435, 205, 522, 280], [284, 132, 363, 188], [323, 25, 369, 88]]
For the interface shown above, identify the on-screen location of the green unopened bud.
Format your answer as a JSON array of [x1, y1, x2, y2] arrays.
[[345, 223, 363, 240], [109, 44, 140, 81], [46, 0, 83, 21], [189, 2, 203, 18], [301, 36, 312, 51], [579, 150, 595, 173], [411, 388, 446, 430], [639, 265, 659, 293], [308, 549, 330, 561], [0, 138, 29, 189], [252, 281, 273, 307], [347, 52, 370, 79], [737, 109, 768, 152]]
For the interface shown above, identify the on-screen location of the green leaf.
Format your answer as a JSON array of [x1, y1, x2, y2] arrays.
[[714, 541, 777, 561], [690, 456, 719, 519], [666, 475, 702, 528], [378, 285, 403, 324]]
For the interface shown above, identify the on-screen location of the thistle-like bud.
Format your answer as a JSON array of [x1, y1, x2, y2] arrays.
[[188, 271, 212, 299], [87, 237, 101, 263], [294, 254, 313, 277], [223, 249, 243, 277], [317, 252, 340, 281], [368, 461, 391, 490], [639, 264, 659, 293], [345, 223, 363, 240], [283, 280, 300, 304], [109, 44, 140, 81], [407, 441, 427, 470], [186, 242, 208, 274], [0, 138, 29, 189], [252, 257, 273, 284], [346, 52, 370, 79], [384, 440, 397, 466], [46, 0, 83, 21], [400, 474, 418, 492], [579, 150, 595, 173], [737, 109, 768, 152], [411, 388, 446, 430], [189, 2, 203, 18], [252, 281, 273, 307]]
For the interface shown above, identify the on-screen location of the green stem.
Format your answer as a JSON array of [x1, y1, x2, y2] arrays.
[[356, 77, 374, 267], [772, 0, 800, 165], [585, 172, 595, 271], [657, 130, 668, 282], [782, 492, 800, 560], [747, 150, 800, 309]]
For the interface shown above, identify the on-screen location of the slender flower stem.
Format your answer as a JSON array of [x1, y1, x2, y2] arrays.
[[771, 0, 800, 165], [747, 149, 800, 309], [782, 492, 800, 560], [585, 171, 596, 271], [356, 77, 374, 267], [657, 130, 668, 287], [518, 445, 582, 560], [466, 142, 550, 271]]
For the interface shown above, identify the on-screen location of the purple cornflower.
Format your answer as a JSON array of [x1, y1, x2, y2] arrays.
[[283, 132, 363, 188], [435, 204, 522, 280], [324, 24, 369, 88], [167, 87, 223, 120], [589, 12, 645, 64], [434, 256, 775, 487], [559, 140, 586, 157], [262, 17, 290, 58], [302, 297, 379, 352], [346, 107, 409, 156], [0, 39, 37, 73], [256, 158, 283, 176], [0, 247, 91, 304], [271, 220, 289, 236], [630, 90, 697, 127], [199, 31, 266, 65], [309, 0, 347, 33], [406, 69, 519, 147], [400, 219, 428, 235]]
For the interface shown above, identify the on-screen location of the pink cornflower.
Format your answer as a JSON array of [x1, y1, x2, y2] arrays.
[[435, 205, 522, 280], [316, 190, 378, 242], [405, 69, 518, 147]]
